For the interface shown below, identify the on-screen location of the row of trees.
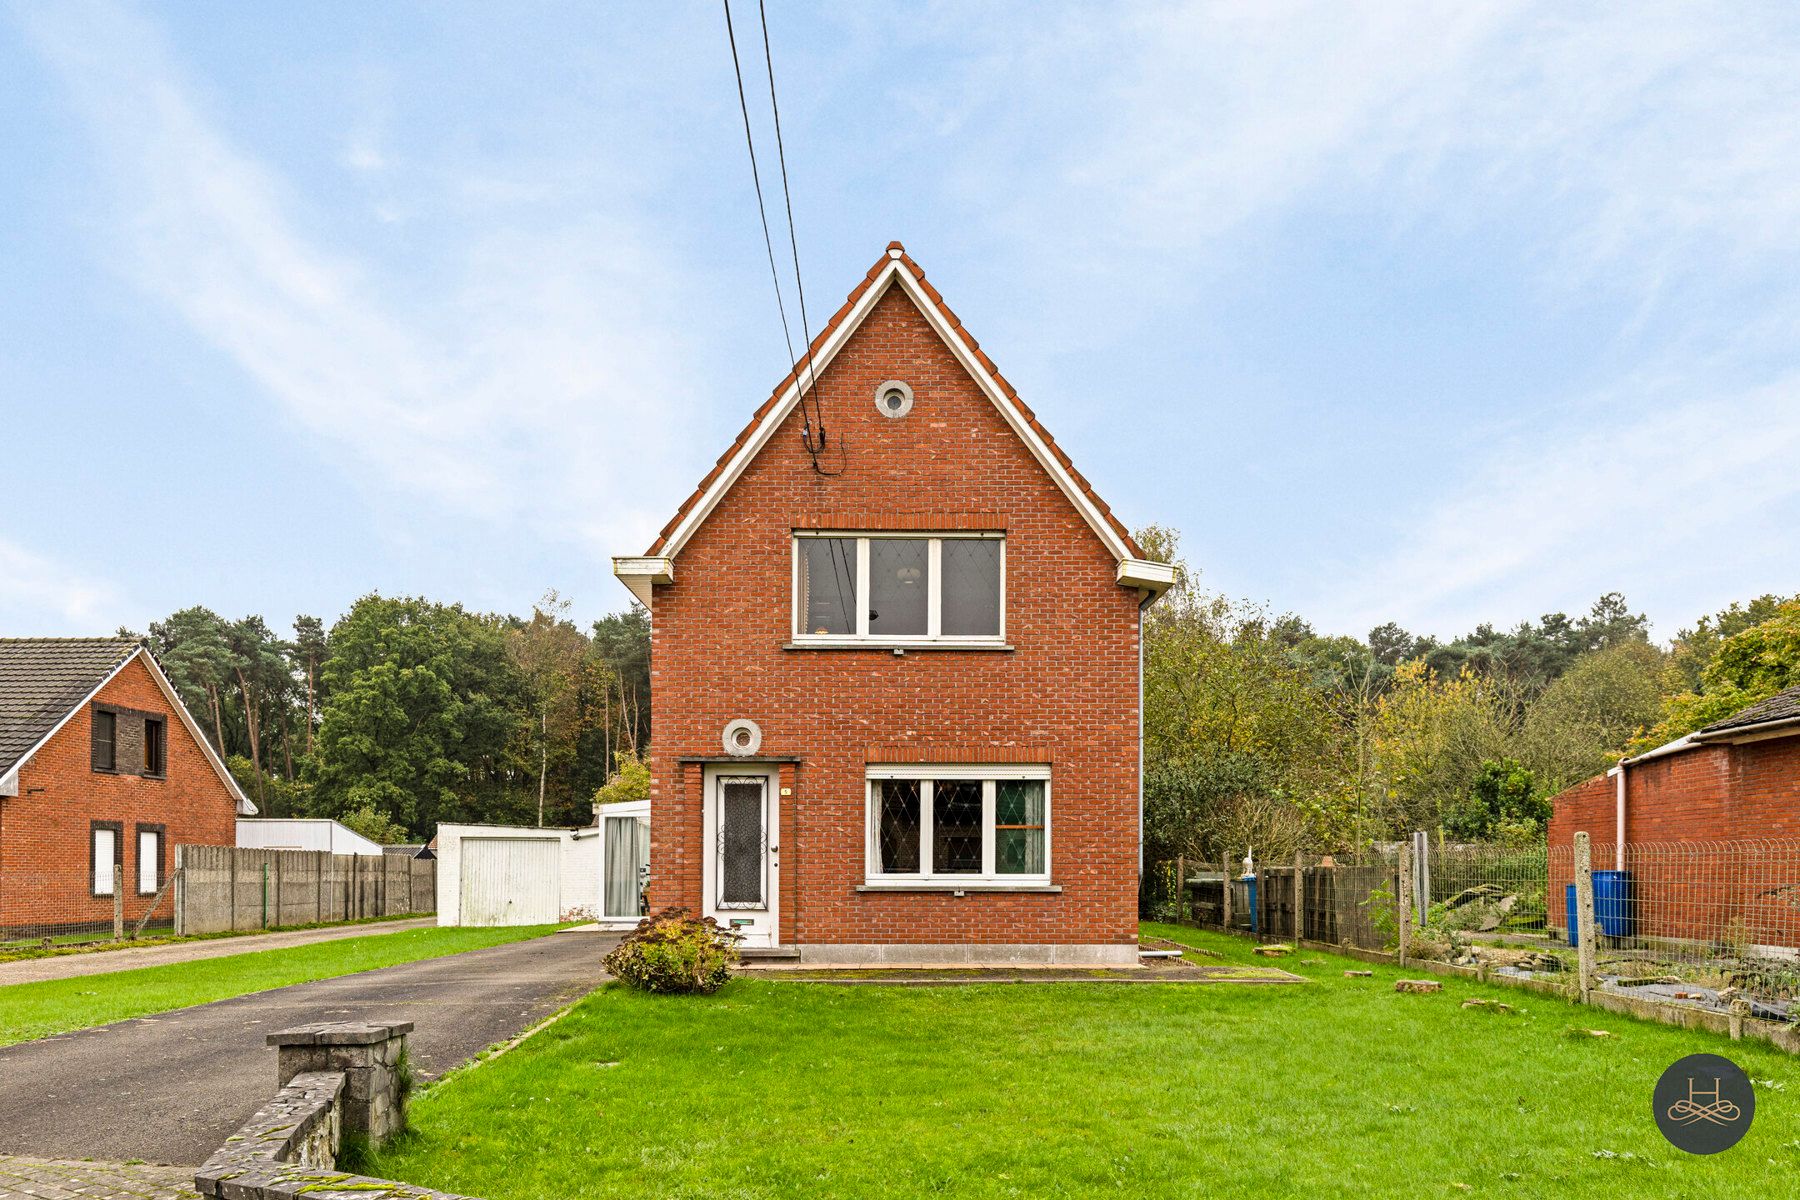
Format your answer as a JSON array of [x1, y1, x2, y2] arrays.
[[1139, 525, 1800, 863], [129, 592, 650, 839]]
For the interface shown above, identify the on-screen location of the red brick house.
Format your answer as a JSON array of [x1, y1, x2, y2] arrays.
[[613, 244, 1174, 965], [0, 638, 253, 937], [1548, 684, 1800, 945]]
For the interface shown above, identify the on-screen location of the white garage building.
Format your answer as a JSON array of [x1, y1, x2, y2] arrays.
[[435, 803, 648, 929], [237, 817, 384, 856]]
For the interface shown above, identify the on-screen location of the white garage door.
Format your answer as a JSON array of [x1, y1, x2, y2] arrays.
[[459, 837, 560, 926]]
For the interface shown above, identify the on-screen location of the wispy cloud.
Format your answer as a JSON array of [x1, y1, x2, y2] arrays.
[[20, 0, 700, 557], [0, 537, 121, 633]]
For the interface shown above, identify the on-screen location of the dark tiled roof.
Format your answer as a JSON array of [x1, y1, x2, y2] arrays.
[[0, 638, 140, 775], [1699, 683, 1800, 735]]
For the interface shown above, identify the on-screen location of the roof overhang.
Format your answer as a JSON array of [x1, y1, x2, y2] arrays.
[[1117, 558, 1178, 600], [613, 248, 1152, 608], [611, 556, 674, 608], [0, 647, 255, 813], [1690, 715, 1800, 746]]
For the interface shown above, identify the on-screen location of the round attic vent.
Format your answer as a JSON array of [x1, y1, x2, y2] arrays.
[[721, 718, 763, 757], [875, 379, 914, 418]]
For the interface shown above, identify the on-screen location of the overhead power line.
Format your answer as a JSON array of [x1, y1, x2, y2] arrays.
[[722, 0, 838, 475]]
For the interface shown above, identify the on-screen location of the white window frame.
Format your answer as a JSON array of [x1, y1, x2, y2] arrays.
[[137, 827, 163, 896], [792, 532, 1006, 646], [864, 764, 1050, 885]]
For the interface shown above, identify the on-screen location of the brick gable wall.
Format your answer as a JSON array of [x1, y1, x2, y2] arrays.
[[0, 655, 239, 934], [647, 285, 1141, 947]]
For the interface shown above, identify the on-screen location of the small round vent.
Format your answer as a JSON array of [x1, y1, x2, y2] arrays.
[[721, 718, 763, 757], [874, 379, 914, 418]]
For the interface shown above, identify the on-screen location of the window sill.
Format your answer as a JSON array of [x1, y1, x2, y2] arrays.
[[784, 640, 1013, 652], [856, 881, 1061, 894]]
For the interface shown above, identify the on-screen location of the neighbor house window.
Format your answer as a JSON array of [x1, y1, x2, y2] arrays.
[[143, 717, 166, 776], [866, 765, 1049, 883], [137, 824, 166, 895], [91, 821, 123, 896], [793, 533, 1004, 642], [92, 709, 117, 772]]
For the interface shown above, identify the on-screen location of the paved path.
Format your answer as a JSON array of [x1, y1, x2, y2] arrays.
[[0, 917, 437, 986], [0, 929, 613, 1167], [0, 1156, 198, 1200]]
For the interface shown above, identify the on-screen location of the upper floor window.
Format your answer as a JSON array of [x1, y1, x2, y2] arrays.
[[793, 533, 1004, 644], [143, 717, 166, 776], [92, 709, 117, 772]]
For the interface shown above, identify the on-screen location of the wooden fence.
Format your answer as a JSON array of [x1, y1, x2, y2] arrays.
[[174, 844, 435, 935]]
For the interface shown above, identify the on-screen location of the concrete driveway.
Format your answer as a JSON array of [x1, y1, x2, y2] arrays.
[[0, 928, 614, 1166]]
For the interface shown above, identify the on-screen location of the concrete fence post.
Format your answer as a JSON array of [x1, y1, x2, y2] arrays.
[[1396, 843, 1412, 965], [268, 1021, 414, 1144], [112, 864, 124, 940], [1574, 831, 1597, 1004], [1292, 850, 1304, 942]]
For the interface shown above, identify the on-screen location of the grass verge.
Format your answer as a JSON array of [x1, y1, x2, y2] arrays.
[[0, 924, 562, 1046], [367, 923, 1799, 1199], [0, 912, 435, 964]]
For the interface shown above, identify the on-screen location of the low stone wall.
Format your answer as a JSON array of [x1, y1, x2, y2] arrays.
[[195, 1020, 481, 1200]]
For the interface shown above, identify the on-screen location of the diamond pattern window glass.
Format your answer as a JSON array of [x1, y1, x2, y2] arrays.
[[868, 538, 929, 636], [877, 780, 922, 874], [940, 539, 1001, 636], [799, 537, 857, 636], [933, 780, 983, 874], [995, 780, 1046, 874], [718, 780, 765, 907]]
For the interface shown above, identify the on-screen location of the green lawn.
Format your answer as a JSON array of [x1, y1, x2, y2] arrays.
[[0, 924, 561, 1045], [368, 924, 1799, 1199]]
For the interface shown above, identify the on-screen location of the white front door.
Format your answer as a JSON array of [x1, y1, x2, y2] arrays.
[[702, 766, 779, 948]]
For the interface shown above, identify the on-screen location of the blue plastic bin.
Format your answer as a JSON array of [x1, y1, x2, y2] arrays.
[[1593, 870, 1634, 938], [1243, 875, 1259, 934], [1564, 884, 1578, 946], [1565, 873, 1635, 943]]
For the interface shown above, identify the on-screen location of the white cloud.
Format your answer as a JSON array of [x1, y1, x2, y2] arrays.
[[0, 537, 121, 633], [20, 0, 698, 558]]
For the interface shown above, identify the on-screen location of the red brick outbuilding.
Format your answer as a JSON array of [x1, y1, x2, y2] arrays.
[[612, 244, 1174, 965], [0, 638, 252, 937], [1548, 684, 1800, 945]]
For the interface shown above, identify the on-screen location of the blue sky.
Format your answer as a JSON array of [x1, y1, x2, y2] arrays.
[[4, 1, 1799, 643]]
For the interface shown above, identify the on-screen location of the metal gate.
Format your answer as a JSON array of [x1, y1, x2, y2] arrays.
[[458, 837, 560, 926]]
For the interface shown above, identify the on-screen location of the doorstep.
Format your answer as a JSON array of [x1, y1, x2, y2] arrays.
[[738, 946, 803, 962]]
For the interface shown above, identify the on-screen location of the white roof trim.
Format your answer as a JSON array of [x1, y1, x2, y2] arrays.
[[611, 556, 674, 609], [631, 260, 1138, 579], [1117, 558, 1177, 595], [0, 647, 254, 812]]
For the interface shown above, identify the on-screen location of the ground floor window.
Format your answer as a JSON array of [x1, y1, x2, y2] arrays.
[[865, 766, 1049, 883], [90, 821, 123, 896], [137, 824, 166, 895]]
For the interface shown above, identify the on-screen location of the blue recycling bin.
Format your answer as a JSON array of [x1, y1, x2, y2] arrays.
[[1243, 875, 1259, 934], [1593, 870, 1635, 938], [1566, 873, 1636, 944]]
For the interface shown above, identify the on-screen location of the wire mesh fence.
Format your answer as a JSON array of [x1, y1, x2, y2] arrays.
[[1146, 833, 1800, 1017], [0, 866, 177, 951]]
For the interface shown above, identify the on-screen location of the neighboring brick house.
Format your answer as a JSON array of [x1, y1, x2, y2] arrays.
[[0, 638, 253, 937], [612, 243, 1174, 965], [1548, 684, 1800, 945]]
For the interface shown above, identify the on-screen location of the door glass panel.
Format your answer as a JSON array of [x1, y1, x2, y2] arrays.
[[941, 539, 1001, 636], [877, 779, 922, 873], [933, 780, 983, 873], [799, 538, 858, 635], [869, 538, 929, 636], [996, 780, 1046, 874], [719, 781, 765, 908]]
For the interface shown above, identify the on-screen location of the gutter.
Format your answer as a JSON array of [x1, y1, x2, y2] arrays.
[[1690, 713, 1800, 744]]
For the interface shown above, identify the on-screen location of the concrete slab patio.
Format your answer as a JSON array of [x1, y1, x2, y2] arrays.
[[0, 1155, 198, 1200], [0, 929, 614, 1167]]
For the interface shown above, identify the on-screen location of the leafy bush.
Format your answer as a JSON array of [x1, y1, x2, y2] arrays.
[[603, 907, 738, 994]]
